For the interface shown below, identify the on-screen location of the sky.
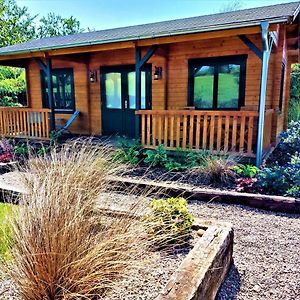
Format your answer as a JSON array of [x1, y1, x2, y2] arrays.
[[16, 0, 299, 31]]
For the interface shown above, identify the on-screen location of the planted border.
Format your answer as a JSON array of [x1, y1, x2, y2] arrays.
[[109, 176, 300, 214]]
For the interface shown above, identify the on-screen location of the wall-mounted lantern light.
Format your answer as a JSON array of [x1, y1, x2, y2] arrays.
[[89, 70, 97, 83], [154, 66, 162, 80]]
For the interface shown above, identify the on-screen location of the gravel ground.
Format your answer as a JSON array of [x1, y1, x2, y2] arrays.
[[103, 251, 186, 300], [188, 201, 300, 300], [1, 196, 299, 299]]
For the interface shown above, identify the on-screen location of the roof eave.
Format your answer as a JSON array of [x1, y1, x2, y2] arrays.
[[0, 16, 291, 58]]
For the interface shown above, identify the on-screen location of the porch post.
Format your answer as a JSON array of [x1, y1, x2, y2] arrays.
[[135, 47, 141, 139], [37, 57, 55, 132], [45, 58, 55, 132], [135, 45, 159, 139], [256, 21, 273, 166]]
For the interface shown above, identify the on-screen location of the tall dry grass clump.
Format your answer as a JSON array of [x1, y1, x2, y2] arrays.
[[4, 139, 153, 300]]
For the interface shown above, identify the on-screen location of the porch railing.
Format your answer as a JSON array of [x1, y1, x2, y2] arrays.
[[136, 110, 262, 157], [0, 107, 51, 140]]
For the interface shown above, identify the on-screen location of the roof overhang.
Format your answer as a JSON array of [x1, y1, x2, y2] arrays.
[[0, 23, 280, 62]]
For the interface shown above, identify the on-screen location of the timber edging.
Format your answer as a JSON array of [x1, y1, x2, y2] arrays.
[[108, 176, 300, 214], [156, 219, 233, 300]]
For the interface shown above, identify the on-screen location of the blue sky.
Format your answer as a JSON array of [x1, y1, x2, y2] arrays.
[[16, 0, 298, 30]]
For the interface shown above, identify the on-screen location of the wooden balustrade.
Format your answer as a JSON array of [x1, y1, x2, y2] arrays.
[[0, 107, 51, 139], [136, 110, 260, 157], [262, 109, 274, 152]]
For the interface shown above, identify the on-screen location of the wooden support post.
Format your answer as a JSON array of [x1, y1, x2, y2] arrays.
[[135, 45, 159, 139], [36, 57, 55, 132], [135, 47, 142, 139]]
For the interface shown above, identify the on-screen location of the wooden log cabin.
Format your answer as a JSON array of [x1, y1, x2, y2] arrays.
[[0, 2, 299, 165]]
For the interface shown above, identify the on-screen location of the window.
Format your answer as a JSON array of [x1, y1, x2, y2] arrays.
[[188, 55, 247, 110], [278, 61, 286, 113], [41, 68, 75, 112]]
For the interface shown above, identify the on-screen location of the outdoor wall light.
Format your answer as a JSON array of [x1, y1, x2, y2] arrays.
[[89, 70, 97, 83], [154, 66, 162, 80]]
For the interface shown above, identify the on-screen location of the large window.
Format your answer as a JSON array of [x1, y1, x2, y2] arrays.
[[188, 56, 247, 110], [41, 68, 75, 112]]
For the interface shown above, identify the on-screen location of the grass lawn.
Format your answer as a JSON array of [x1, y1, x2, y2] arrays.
[[0, 203, 16, 260]]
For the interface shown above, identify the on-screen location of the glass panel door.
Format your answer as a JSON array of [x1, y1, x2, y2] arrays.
[[105, 72, 122, 109], [101, 65, 151, 137], [128, 71, 146, 109]]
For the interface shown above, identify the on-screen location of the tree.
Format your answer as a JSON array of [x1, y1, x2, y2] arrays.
[[36, 13, 84, 39], [288, 64, 300, 123], [219, 0, 244, 13], [0, 0, 85, 106], [0, 0, 35, 47]]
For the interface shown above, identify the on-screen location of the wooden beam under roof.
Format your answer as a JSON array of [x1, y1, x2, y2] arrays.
[[0, 24, 278, 62]]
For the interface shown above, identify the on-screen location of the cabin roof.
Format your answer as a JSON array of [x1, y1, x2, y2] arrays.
[[0, 1, 299, 56]]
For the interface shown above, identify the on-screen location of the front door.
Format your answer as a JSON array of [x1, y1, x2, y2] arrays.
[[101, 65, 151, 137]]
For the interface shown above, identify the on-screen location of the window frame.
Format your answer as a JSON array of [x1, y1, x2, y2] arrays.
[[278, 60, 286, 114], [188, 55, 247, 111], [41, 68, 75, 114]]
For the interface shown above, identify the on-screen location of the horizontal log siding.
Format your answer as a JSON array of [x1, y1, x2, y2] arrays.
[[27, 58, 90, 134], [24, 25, 291, 145], [88, 48, 167, 134]]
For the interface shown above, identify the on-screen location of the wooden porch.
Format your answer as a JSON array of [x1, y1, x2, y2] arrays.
[[136, 109, 274, 157], [0, 107, 50, 140]]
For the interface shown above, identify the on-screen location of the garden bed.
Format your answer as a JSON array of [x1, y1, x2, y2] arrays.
[[109, 176, 300, 214], [0, 215, 233, 300]]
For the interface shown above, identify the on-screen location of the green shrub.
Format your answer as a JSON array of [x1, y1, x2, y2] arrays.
[[233, 164, 259, 178], [163, 158, 185, 171], [50, 130, 62, 145], [185, 150, 211, 168], [145, 197, 194, 248], [114, 138, 143, 165], [13, 142, 29, 157], [0, 96, 23, 107], [288, 64, 300, 123], [144, 144, 168, 167], [14, 143, 28, 156], [256, 153, 300, 197]]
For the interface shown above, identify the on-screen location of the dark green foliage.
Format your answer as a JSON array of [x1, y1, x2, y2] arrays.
[[0, 0, 35, 47], [233, 164, 259, 178], [144, 144, 168, 167], [145, 197, 194, 248], [288, 64, 300, 123], [0, 0, 85, 104], [185, 150, 211, 167], [13, 142, 28, 157], [36, 13, 84, 38], [278, 120, 300, 156], [114, 138, 143, 165], [0, 66, 26, 107], [163, 158, 185, 172], [50, 130, 62, 146], [256, 153, 300, 198]]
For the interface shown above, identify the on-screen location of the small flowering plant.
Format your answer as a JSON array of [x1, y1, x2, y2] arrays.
[[0, 139, 13, 163]]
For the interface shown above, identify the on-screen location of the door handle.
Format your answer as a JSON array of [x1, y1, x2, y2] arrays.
[[124, 99, 128, 109]]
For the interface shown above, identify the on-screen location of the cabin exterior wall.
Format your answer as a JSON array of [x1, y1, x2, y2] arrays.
[[25, 26, 291, 145]]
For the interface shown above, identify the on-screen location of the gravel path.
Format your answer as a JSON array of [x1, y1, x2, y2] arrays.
[[187, 201, 300, 300]]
